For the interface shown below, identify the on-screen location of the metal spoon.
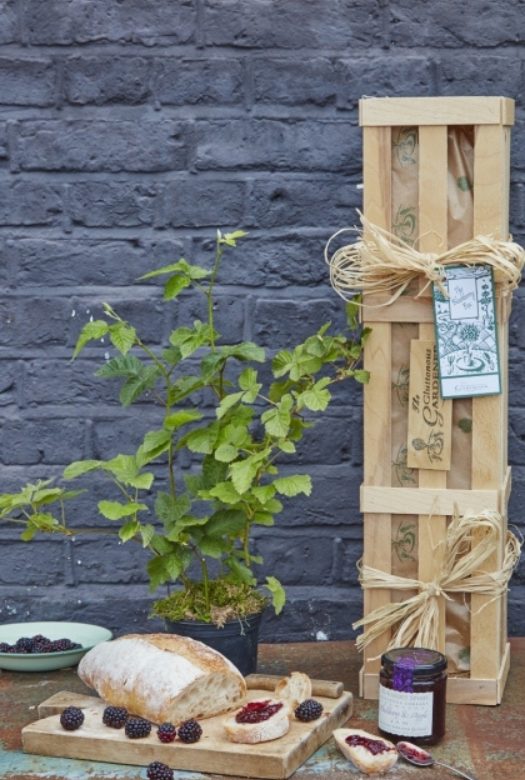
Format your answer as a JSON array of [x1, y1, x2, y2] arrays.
[[396, 741, 478, 780]]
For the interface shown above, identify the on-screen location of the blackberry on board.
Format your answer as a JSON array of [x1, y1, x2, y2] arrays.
[[146, 761, 174, 780], [102, 705, 128, 729], [60, 706, 85, 731], [177, 719, 202, 743], [294, 699, 324, 722], [125, 717, 152, 739], [157, 722, 177, 743]]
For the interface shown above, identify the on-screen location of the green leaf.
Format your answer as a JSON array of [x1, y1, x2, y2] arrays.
[[217, 391, 243, 419], [265, 576, 286, 614], [103, 454, 154, 490], [273, 474, 312, 497], [219, 229, 248, 247], [354, 369, 370, 384], [277, 439, 296, 454], [147, 556, 168, 591], [202, 455, 229, 489], [214, 443, 239, 463], [204, 481, 242, 505], [251, 485, 276, 504], [206, 509, 246, 537], [229, 457, 260, 495], [298, 377, 332, 412], [164, 410, 203, 430], [226, 557, 255, 585], [345, 299, 361, 330], [119, 365, 160, 407], [163, 274, 191, 300], [119, 520, 140, 542], [140, 523, 156, 548], [109, 322, 136, 355], [169, 321, 217, 359], [72, 320, 109, 359], [139, 259, 210, 281], [184, 424, 218, 454], [96, 354, 144, 379], [98, 500, 148, 520], [223, 343, 265, 363], [272, 350, 293, 378], [155, 492, 191, 525], [138, 429, 172, 459], [253, 511, 274, 526], [63, 459, 103, 480], [261, 395, 293, 438], [199, 536, 229, 558], [167, 375, 206, 406]]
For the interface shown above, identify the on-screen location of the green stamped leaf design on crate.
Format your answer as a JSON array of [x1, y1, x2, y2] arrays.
[[392, 445, 417, 487], [392, 205, 417, 247], [392, 521, 417, 563]]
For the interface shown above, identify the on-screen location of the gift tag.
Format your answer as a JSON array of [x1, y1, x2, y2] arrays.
[[433, 265, 501, 399], [407, 340, 452, 471]]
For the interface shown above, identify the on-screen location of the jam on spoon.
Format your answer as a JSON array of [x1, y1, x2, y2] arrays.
[[397, 741, 478, 780]]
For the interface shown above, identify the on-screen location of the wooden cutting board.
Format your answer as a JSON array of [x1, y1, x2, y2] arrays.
[[22, 679, 353, 780]]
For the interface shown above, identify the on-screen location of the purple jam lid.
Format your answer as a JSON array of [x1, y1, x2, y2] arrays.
[[381, 647, 447, 692]]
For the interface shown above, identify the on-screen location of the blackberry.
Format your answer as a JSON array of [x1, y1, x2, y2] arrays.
[[0, 643, 11, 653], [32, 634, 47, 643], [125, 717, 152, 739], [157, 722, 177, 743], [52, 638, 82, 652], [60, 706, 85, 731], [15, 637, 34, 652], [33, 641, 53, 654], [146, 761, 174, 780], [177, 719, 202, 744], [102, 705, 128, 729], [294, 699, 324, 722]]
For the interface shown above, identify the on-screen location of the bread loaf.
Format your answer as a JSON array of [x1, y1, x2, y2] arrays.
[[78, 633, 246, 724]]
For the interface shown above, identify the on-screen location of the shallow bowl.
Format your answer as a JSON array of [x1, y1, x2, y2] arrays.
[[0, 621, 112, 672]]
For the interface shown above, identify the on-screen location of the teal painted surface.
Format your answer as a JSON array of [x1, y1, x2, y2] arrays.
[[0, 743, 208, 779]]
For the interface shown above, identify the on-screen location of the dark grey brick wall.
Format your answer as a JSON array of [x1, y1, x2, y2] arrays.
[[0, 1, 524, 642]]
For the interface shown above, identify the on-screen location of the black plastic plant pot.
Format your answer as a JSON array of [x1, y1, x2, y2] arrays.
[[164, 611, 263, 676]]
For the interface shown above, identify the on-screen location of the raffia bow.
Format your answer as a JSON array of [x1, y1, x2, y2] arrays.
[[325, 214, 525, 306], [352, 510, 521, 653]]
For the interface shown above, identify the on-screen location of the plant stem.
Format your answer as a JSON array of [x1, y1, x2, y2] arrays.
[[206, 236, 224, 352], [167, 441, 176, 498]]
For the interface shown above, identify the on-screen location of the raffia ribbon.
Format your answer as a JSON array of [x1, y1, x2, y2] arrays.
[[352, 510, 522, 653], [325, 214, 525, 306]]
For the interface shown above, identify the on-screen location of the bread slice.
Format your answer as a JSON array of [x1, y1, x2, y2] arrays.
[[78, 633, 246, 725], [274, 671, 312, 709], [224, 699, 290, 744], [333, 728, 398, 775]]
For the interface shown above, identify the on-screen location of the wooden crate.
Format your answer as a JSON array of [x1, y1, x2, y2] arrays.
[[359, 96, 514, 706]]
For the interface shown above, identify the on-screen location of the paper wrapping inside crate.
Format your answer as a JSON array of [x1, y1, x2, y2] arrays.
[[389, 127, 476, 673]]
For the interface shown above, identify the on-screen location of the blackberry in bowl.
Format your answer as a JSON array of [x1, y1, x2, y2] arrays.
[[0, 621, 112, 672]]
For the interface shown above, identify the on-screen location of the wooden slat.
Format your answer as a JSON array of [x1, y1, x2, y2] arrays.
[[416, 125, 449, 654], [362, 125, 392, 680], [359, 97, 514, 127], [470, 123, 510, 681], [362, 294, 434, 322], [360, 485, 500, 515]]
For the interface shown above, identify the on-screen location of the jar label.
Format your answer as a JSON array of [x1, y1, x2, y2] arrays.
[[378, 684, 434, 737]]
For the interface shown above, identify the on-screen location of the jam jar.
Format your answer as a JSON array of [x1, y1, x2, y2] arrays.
[[378, 647, 447, 745]]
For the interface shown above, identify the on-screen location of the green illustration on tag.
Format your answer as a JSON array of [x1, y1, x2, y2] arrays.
[[432, 265, 501, 399]]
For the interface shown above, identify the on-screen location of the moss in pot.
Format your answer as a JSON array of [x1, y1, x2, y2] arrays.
[[0, 230, 369, 675]]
